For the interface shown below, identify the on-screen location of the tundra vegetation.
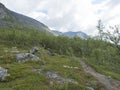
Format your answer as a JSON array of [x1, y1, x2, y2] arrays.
[[0, 20, 119, 89]]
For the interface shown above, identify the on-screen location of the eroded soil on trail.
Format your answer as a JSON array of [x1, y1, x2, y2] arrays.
[[80, 61, 120, 90]]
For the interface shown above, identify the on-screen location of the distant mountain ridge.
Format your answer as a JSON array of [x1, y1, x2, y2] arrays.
[[0, 2, 53, 34], [53, 30, 89, 39]]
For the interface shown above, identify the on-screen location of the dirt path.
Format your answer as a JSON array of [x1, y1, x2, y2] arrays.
[[80, 61, 120, 90]]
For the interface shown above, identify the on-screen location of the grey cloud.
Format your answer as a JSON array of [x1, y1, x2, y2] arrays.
[[92, 0, 106, 4], [106, 0, 120, 7], [0, 0, 40, 15], [36, 0, 80, 31], [37, 11, 81, 32]]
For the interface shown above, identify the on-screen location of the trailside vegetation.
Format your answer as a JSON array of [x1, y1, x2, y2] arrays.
[[0, 24, 120, 80]]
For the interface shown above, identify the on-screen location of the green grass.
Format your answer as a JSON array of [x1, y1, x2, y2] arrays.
[[0, 44, 104, 90]]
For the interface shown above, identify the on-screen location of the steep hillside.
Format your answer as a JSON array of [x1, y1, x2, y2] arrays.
[[0, 3, 53, 34]]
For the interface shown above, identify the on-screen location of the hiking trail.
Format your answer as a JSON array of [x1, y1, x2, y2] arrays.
[[80, 61, 120, 90]]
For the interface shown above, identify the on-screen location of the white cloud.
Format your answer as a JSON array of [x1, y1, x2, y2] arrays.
[[0, 0, 120, 35]]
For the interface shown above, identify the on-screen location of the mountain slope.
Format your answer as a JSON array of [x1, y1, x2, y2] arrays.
[[0, 3, 53, 34], [52, 30, 63, 35], [64, 31, 89, 38], [53, 30, 89, 39]]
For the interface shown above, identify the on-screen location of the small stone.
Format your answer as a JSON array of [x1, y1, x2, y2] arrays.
[[86, 83, 94, 90], [86, 83, 93, 87], [87, 87, 94, 90], [49, 81, 54, 86], [45, 71, 78, 84], [46, 71, 58, 79], [47, 48, 55, 56], [108, 76, 111, 79], [0, 67, 10, 81], [28, 53, 40, 61], [74, 67, 79, 69], [29, 47, 39, 54], [33, 68, 43, 73], [0, 56, 3, 58]]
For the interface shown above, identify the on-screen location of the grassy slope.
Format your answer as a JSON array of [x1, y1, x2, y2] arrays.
[[0, 27, 119, 89], [0, 44, 104, 90]]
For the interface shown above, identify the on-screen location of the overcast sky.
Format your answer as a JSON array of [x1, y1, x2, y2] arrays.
[[0, 0, 120, 35]]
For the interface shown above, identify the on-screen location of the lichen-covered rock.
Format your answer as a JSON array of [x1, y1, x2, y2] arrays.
[[28, 53, 40, 61], [86, 83, 95, 90], [29, 47, 39, 54], [0, 67, 10, 81], [47, 48, 55, 56], [16, 53, 29, 62], [16, 53, 40, 62], [45, 71, 78, 84], [16, 47, 40, 62]]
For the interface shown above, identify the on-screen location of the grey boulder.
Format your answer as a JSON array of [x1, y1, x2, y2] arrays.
[[0, 67, 10, 81], [16, 47, 40, 62], [16, 53, 40, 62]]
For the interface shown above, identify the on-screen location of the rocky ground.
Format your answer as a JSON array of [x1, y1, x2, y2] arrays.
[[0, 45, 105, 90], [80, 61, 120, 90]]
